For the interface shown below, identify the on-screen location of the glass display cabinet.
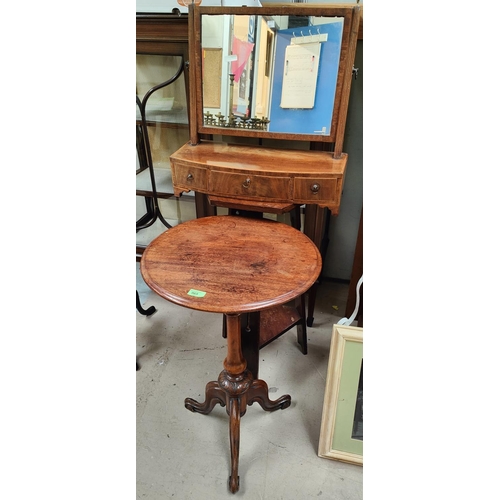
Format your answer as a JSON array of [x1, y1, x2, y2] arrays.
[[136, 13, 197, 260]]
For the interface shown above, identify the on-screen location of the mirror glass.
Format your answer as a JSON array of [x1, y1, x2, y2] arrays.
[[201, 13, 344, 136]]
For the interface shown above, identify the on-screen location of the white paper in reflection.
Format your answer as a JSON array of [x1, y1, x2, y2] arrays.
[[280, 42, 321, 109]]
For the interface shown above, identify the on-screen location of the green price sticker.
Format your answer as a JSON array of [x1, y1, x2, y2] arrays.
[[187, 289, 206, 298]]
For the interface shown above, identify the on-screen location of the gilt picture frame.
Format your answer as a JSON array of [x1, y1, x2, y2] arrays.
[[318, 324, 363, 465]]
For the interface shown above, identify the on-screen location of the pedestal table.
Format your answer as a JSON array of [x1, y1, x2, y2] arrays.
[[140, 215, 321, 493]]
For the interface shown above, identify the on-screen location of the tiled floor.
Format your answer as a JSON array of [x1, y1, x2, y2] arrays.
[[137, 263, 362, 499]]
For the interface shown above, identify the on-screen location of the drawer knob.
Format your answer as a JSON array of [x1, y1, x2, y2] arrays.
[[311, 183, 320, 193], [242, 178, 251, 188], [186, 173, 194, 181]]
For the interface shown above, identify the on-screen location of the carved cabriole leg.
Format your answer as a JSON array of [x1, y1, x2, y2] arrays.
[[223, 313, 250, 493], [184, 381, 226, 414], [228, 398, 241, 494], [246, 379, 291, 412]]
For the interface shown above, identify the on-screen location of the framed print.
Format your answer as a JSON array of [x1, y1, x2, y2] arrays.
[[318, 324, 363, 465]]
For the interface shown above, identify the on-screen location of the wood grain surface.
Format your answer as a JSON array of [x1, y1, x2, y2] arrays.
[[170, 141, 347, 211], [140, 215, 322, 314]]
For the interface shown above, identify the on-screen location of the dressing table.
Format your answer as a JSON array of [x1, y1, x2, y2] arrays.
[[170, 4, 360, 349]]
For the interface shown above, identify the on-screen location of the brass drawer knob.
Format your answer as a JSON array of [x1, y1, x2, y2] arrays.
[[186, 173, 194, 181], [242, 178, 251, 188], [311, 183, 320, 193]]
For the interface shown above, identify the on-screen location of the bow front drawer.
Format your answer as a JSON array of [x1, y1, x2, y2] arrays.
[[209, 171, 291, 201], [293, 177, 339, 202], [172, 164, 208, 191]]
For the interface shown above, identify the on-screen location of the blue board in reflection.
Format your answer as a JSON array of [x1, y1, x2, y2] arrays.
[[268, 20, 344, 135]]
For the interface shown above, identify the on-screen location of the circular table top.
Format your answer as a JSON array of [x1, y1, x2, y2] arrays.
[[140, 216, 322, 314]]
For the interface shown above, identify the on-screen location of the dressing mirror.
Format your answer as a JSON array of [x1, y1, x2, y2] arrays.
[[189, 5, 360, 147]]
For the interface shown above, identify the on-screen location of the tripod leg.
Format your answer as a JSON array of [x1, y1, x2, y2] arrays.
[[184, 381, 227, 415], [228, 397, 241, 493], [247, 378, 291, 412]]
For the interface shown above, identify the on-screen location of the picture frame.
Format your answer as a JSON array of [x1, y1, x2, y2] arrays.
[[318, 324, 363, 465]]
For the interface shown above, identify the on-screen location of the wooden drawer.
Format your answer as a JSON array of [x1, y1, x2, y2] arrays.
[[293, 177, 339, 202], [209, 171, 291, 200], [172, 163, 208, 191]]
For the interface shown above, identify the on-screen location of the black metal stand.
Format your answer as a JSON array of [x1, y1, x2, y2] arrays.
[[135, 58, 185, 233], [136, 290, 156, 371], [136, 290, 156, 317]]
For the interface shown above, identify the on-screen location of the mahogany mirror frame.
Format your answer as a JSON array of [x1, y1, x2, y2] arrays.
[[188, 4, 360, 154]]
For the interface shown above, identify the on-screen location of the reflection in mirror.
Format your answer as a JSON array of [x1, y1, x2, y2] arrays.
[[201, 14, 344, 136]]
